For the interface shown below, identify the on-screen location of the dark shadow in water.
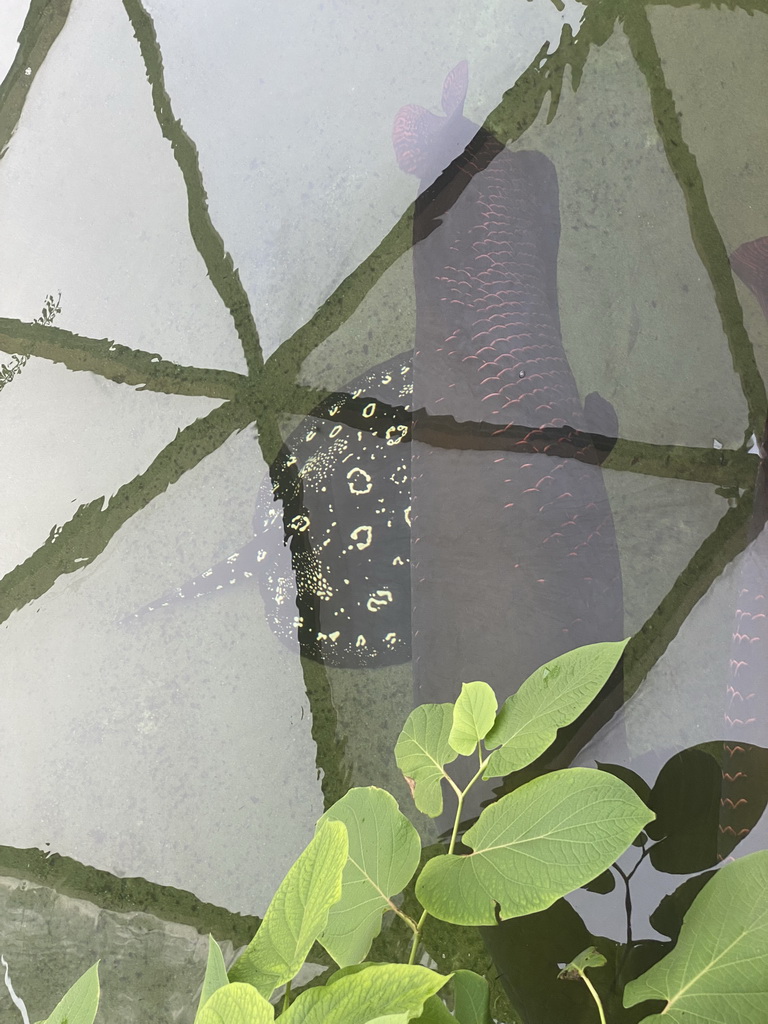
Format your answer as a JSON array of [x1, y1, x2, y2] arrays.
[[483, 742, 768, 1023]]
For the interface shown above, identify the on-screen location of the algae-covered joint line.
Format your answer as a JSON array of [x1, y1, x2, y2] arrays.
[[128, 63, 623, 716]]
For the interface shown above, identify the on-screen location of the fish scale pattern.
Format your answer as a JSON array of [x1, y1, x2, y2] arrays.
[[409, 130, 623, 696], [719, 235, 768, 858]]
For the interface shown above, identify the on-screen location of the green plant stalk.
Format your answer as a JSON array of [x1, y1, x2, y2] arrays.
[[407, 753, 491, 965], [385, 898, 420, 937], [578, 969, 607, 1024]]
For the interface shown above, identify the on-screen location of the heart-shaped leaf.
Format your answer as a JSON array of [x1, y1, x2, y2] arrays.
[[280, 963, 450, 1024], [395, 704, 458, 817], [484, 641, 628, 777], [624, 850, 768, 1022], [450, 682, 497, 756], [195, 982, 274, 1024], [228, 819, 348, 997], [416, 768, 652, 925], [318, 787, 421, 966]]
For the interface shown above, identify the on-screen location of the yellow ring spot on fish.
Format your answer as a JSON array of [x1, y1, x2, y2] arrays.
[[347, 467, 373, 495], [289, 514, 310, 532], [356, 635, 367, 647], [362, 402, 376, 418], [385, 425, 407, 445], [329, 424, 343, 438], [404, 505, 412, 527], [366, 589, 393, 612], [350, 525, 373, 550]]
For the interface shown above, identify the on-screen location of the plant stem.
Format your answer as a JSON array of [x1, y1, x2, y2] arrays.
[[407, 909, 430, 966], [386, 899, 419, 935], [579, 971, 607, 1024], [282, 980, 292, 1013], [407, 754, 491, 965]]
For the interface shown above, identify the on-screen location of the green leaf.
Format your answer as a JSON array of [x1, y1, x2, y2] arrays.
[[395, 704, 458, 817], [449, 682, 497, 756], [328, 969, 455, 1023], [624, 851, 768, 1022], [40, 962, 100, 1024], [195, 935, 230, 1020], [557, 946, 607, 980], [195, 982, 274, 1023], [453, 970, 491, 1024], [318, 787, 421, 966], [280, 963, 450, 1024], [415, 768, 653, 925], [228, 820, 348, 997], [484, 641, 628, 777], [413, 994, 458, 1022]]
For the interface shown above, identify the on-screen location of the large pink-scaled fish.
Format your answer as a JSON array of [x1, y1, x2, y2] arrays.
[[719, 236, 768, 859], [394, 64, 623, 751]]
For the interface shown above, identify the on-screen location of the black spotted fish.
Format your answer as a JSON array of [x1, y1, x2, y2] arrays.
[[128, 354, 414, 668]]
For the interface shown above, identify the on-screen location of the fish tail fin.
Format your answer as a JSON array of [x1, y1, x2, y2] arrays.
[[392, 103, 444, 177], [393, 62, 473, 181], [441, 60, 468, 117], [120, 537, 267, 624]]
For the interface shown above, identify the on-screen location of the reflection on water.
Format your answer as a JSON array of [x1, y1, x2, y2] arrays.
[[0, 0, 766, 1021], [0, 873, 234, 1023]]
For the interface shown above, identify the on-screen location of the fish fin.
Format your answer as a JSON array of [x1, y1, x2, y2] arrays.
[[121, 536, 268, 624], [392, 104, 443, 177], [441, 60, 468, 117], [393, 63, 475, 182]]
